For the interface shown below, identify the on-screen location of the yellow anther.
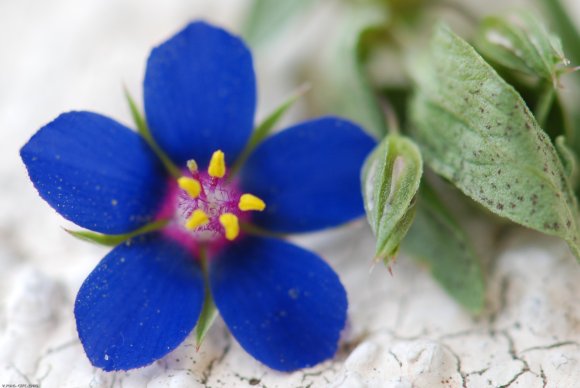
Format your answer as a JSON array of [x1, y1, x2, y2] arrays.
[[208, 150, 226, 178], [186, 159, 198, 173], [219, 213, 239, 240], [177, 177, 201, 198], [239, 193, 266, 212], [185, 209, 209, 230]]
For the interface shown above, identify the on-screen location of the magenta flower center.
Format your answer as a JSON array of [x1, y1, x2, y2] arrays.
[[158, 150, 266, 255]]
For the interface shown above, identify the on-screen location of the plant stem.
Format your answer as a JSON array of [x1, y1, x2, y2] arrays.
[[535, 81, 555, 129]]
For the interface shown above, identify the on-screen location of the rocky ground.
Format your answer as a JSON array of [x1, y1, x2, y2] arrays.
[[1, 1, 579, 387]]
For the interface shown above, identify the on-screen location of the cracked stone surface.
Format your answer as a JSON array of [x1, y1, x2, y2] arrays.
[[1, 1, 580, 387]]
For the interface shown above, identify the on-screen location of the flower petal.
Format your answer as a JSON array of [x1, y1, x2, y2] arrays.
[[240, 117, 376, 233], [75, 233, 204, 371], [144, 21, 256, 168], [20, 111, 168, 234], [210, 237, 347, 371]]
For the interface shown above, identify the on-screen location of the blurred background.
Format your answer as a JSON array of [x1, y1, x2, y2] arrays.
[[1, 0, 579, 387]]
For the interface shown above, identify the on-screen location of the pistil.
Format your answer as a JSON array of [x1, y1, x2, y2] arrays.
[[172, 150, 267, 244]]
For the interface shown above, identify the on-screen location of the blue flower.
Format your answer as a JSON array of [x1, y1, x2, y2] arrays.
[[20, 21, 376, 372]]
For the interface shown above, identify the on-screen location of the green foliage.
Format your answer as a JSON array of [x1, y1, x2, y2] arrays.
[[536, 0, 580, 69], [403, 184, 485, 313], [231, 85, 309, 175], [410, 24, 580, 260], [314, 2, 389, 138], [195, 256, 218, 348], [555, 136, 578, 188], [124, 89, 181, 178], [242, 0, 315, 46], [475, 11, 568, 83], [362, 134, 422, 263]]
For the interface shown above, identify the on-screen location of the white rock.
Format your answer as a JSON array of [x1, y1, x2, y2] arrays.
[[1, 0, 580, 387]]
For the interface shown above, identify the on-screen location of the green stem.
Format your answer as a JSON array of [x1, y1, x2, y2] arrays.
[[535, 81, 555, 128]]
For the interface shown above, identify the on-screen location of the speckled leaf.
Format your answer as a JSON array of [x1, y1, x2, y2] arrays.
[[475, 11, 568, 83], [362, 134, 422, 263], [555, 136, 578, 188], [314, 3, 388, 138], [402, 184, 485, 313], [410, 24, 580, 260]]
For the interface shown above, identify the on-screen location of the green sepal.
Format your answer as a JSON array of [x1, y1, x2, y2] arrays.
[[362, 134, 422, 264], [195, 253, 219, 348], [195, 285, 218, 348], [474, 11, 569, 83], [403, 184, 486, 313], [231, 85, 310, 175], [124, 88, 181, 178], [65, 219, 168, 247], [410, 24, 580, 261]]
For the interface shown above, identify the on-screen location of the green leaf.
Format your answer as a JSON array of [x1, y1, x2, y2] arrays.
[[195, 287, 218, 348], [362, 134, 422, 263], [474, 11, 569, 83], [555, 135, 578, 188], [124, 89, 181, 178], [65, 219, 168, 246], [242, 0, 315, 46], [402, 184, 485, 313], [312, 3, 389, 138], [230, 85, 309, 176], [195, 253, 219, 348], [410, 24, 580, 260], [536, 0, 580, 70]]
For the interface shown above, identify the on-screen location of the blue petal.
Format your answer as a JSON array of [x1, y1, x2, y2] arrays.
[[144, 21, 256, 168], [210, 237, 347, 371], [240, 117, 376, 233], [20, 111, 168, 234], [75, 233, 204, 371]]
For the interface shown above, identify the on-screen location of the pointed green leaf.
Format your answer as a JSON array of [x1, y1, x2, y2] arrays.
[[231, 85, 309, 175], [475, 11, 569, 83], [410, 24, 580, 260], [403, 184, 485, 313], [535, 0, 580, 70], [195, 288, 218, 348], [124, 89, 181, 178], [362, 134, 422, 263], [65, 219, 168, 246], [313, 3, 388, 138]]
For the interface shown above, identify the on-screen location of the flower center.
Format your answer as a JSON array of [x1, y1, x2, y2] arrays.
[[163, 150, 265, 250]]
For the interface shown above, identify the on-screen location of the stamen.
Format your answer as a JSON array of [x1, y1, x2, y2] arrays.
[[239, 193, 266, 211], [178, 177, 201, 198], [186, 159, 198, 174], [219, 213, 239, 240], [185, 209, 209, 230], [208, 150, 226, 178]]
